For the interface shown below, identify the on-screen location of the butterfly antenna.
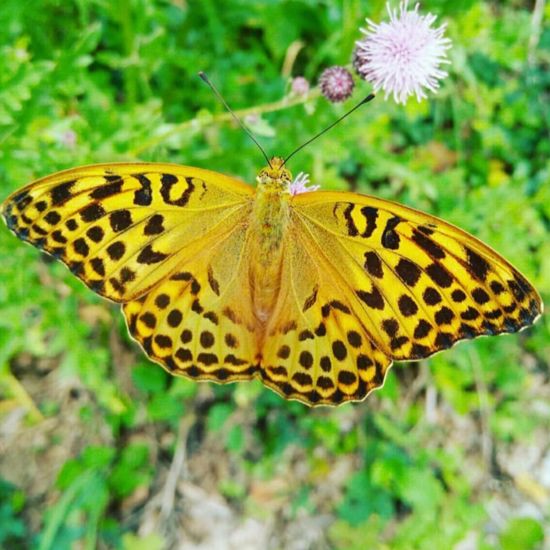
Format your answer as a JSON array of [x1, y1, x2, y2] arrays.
[[283, 93, 376, 166], [198, 72, 272, 168]]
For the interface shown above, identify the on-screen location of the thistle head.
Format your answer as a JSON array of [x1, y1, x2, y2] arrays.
[[354, 1, 451, 104]]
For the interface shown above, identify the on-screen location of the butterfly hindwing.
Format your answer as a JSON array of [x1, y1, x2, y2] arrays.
[[2, 163, 253, 302], [290, 191, 542, 362], [260, 229, 392, 405], [122, 221, 260, 383]]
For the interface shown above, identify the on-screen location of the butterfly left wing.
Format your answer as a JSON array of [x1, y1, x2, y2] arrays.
[[2, 162, 253, 303], [259, 191, 542, 406], [122, 216, 261, 384], [3, 162, 262, 384]]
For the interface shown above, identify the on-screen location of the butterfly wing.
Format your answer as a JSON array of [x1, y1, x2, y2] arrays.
[[260, 191, 542, 406], [2, 163, 253, 302], [122, 218, 260, 384], [259, 227, 393, 406], [3, 162, 262, 383]]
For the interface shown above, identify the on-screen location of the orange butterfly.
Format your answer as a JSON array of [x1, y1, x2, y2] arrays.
[[2, 155, 542, 406]]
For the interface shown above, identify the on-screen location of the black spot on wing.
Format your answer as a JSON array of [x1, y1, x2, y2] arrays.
[[80, 203, 106, 222], [299, 351, 314, 369], [106, 241, 126, 261], [332, 340, 347, 360], [425, 263, 453, 288], [140, 312, 157, 328], [338, 371, 357, 385], [320, 356, 332, 372], [143, 214, 165, 235], [361, 206, 378, 238], [207, 266, 220, 296], [155, 294, 170, 309], [292, 372, 313, 386], [434, 332, 453, 349], [411, 228, 445, 259], [434, 306, 454, 325], [343, 203, 358, 236], [451, 289, 467, 303], [51, 230, 67, 244], [109, 210, 132, 232], [87, 226, 104, 243], [395, 258, 421, 287], [414, 319, 432, 339], [90, 257, 105, 276], [356, 287, 385, 310], [364, 251, 383, 278], [66, 219, 78, 231], [136, 245, 168, 265], [465, 247, 490, 281], [51, 181, 75, 205], [303, 286, 319, 312], [160, 174, 195, 207], [200, 331, 215, 348], [382, 319, 399, 337], [398, 295, 418, 317], [461, 307, 480, 321], [44, 211, 61, 225], [15, 195, 32, 211], [381, 216, 401, 250], [90, 178, 123, 200], [347, 331, 362, 347], [155, 334, 173, 349], [133, 174, 153, 206], [490, 280, 505, 295], [329, 300, 351, 314], [423, 287, 442, 305], [73, 238, 90, 257], [472, 288, 490, 305]]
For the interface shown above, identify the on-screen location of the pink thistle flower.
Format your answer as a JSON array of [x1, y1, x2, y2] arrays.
[[355, 1, 451, 104], [289, 172, 320, 195], [318, 66, 355, 103], [291, 76, 310, 96]]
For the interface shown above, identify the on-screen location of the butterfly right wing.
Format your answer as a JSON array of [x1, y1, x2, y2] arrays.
[[2, 162, 254, 303], [258, 190, 542, 407]]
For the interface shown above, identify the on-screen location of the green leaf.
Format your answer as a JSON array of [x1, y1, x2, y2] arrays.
[[499, 517, 545, 550], [207, 403, 234, 432], [132, 364, 168, 393], [147, 393, 184, 421]]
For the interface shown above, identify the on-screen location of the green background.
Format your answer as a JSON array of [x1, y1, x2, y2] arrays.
[[0, 1, 549, 548]]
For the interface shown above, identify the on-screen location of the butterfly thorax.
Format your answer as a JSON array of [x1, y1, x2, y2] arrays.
[[249, 157, 292, 325]]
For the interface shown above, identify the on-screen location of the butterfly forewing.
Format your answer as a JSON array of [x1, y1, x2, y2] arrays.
[[2, 163, 253, 302], [290, 191, 542, 362]]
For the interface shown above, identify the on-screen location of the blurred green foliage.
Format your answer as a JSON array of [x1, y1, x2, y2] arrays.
[[0, 0, 548, 548]]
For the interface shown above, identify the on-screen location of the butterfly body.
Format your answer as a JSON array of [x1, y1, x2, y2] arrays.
[[250, 157, 292, 326], [2, 160, 542, 406]]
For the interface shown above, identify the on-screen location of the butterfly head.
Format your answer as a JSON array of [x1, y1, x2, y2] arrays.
[[257, 157, 293, 191]]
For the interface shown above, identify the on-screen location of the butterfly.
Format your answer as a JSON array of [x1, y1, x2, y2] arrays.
[[2, 157, 542, 406]]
